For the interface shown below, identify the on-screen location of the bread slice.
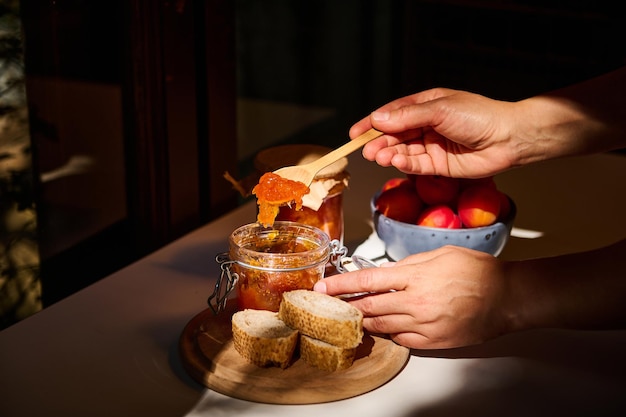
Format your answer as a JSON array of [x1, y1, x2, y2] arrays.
[[231, 309, 298, 369], [299, 334, 357, 371], [278, 289, 363, 348]]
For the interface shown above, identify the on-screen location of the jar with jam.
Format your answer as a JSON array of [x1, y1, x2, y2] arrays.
[[253, 144, 349, 246], [210, 221, 336, 313]]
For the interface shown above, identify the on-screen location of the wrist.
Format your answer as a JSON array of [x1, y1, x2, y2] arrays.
[[499, 260, 531, 334], [512, 97, 587, 164], [499, 258, 557, 333]]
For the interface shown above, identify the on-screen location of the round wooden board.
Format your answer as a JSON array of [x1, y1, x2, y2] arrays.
[[179, 304, 410, 404]]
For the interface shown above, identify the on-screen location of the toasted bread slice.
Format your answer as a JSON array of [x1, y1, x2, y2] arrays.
[[231, 309, 298, 369], [278, 289, 363, 348], [300, 334, 357, 371]]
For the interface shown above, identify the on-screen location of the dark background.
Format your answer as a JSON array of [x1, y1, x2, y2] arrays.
[[9, 0, 626, 318], [235, 0, 626, 153]]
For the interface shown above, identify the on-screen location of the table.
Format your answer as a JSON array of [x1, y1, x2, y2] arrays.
[[1, 152, 625, 417]]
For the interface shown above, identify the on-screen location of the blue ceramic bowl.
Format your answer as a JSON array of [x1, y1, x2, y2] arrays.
[[371, 193, 516, 261]]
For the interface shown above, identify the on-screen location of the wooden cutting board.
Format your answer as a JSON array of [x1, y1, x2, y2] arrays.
[[179, 303, 410, 404]]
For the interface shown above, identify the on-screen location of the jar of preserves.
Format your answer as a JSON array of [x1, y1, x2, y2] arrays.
[[209, 221, 348, 313], [253, 144, 349, 245]]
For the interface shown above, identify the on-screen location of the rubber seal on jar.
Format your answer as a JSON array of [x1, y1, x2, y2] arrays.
[[232, 256, 330, 273]]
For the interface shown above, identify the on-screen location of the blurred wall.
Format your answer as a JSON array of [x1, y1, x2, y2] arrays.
[[235, 0, 626, 160]]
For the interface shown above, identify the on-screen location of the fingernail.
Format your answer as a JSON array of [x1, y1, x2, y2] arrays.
[[371, 111, 390, 121], [380, 261, 396, 268], [313, 281, 327, 293]]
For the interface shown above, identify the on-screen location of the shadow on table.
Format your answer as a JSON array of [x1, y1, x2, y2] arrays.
[[404, 329, 626, 417]]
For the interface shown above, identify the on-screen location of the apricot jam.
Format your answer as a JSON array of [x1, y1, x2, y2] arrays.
[[252, 172, 310, 227], [229, 222, 330, 311], [254, 145, 349, 244]]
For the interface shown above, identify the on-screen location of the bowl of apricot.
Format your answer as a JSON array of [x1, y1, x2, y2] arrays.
[[371, 175, 516, 261]]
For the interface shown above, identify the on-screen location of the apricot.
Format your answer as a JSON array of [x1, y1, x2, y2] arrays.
[[416, 205, 462, 228], [382, 177, 413, 191], [457, 185, 501, 228], [414, 175, 460, 205], [375, 186, 423, 224]]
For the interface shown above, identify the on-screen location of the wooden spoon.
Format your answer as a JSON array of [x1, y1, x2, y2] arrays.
[[273, 128, 383, 186]]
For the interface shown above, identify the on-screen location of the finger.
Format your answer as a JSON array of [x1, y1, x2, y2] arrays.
[[314, 266, 410, 297], [362, 88, 456, 135], [364, 314, 458, 350], [349, 116, 374, 138], [362, 313, 418, 335], [389, 129, 457, 176], [363, 129, 425, 164], [360, 307, 459, 349], [349, 101, 404, 140], [389, 151, 436, 175], [361, 135, 399, 163], [371, 100, 446, 134], [390, 332, 449, 350], [371, 89, 448, 118], [348, 290, 412, 317], [349, 102, 425, 138]]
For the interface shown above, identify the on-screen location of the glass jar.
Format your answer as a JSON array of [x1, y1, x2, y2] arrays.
[[222, 221, 331, 312], [254, 145, 349, 245]]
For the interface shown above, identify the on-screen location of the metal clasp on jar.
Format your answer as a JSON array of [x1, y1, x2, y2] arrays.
[[208, 239, 350, 314], [208, 253, 239, 314], [329, 241, 381, 272], [329, 239, 349, 273]]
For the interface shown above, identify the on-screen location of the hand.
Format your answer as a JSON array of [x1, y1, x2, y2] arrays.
[[315, 245, 513, 349], [351, 88, 523, 179]]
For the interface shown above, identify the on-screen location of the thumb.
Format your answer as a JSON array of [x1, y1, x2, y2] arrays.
[[371, 110, 391, 122], [370, 103, 438, 134]]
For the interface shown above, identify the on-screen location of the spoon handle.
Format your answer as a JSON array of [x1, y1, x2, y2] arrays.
[[309, 128, 383, 171]]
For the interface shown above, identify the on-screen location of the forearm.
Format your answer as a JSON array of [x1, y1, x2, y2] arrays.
[[504, 239, 626, 332], [513, 67, 626, 165]]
